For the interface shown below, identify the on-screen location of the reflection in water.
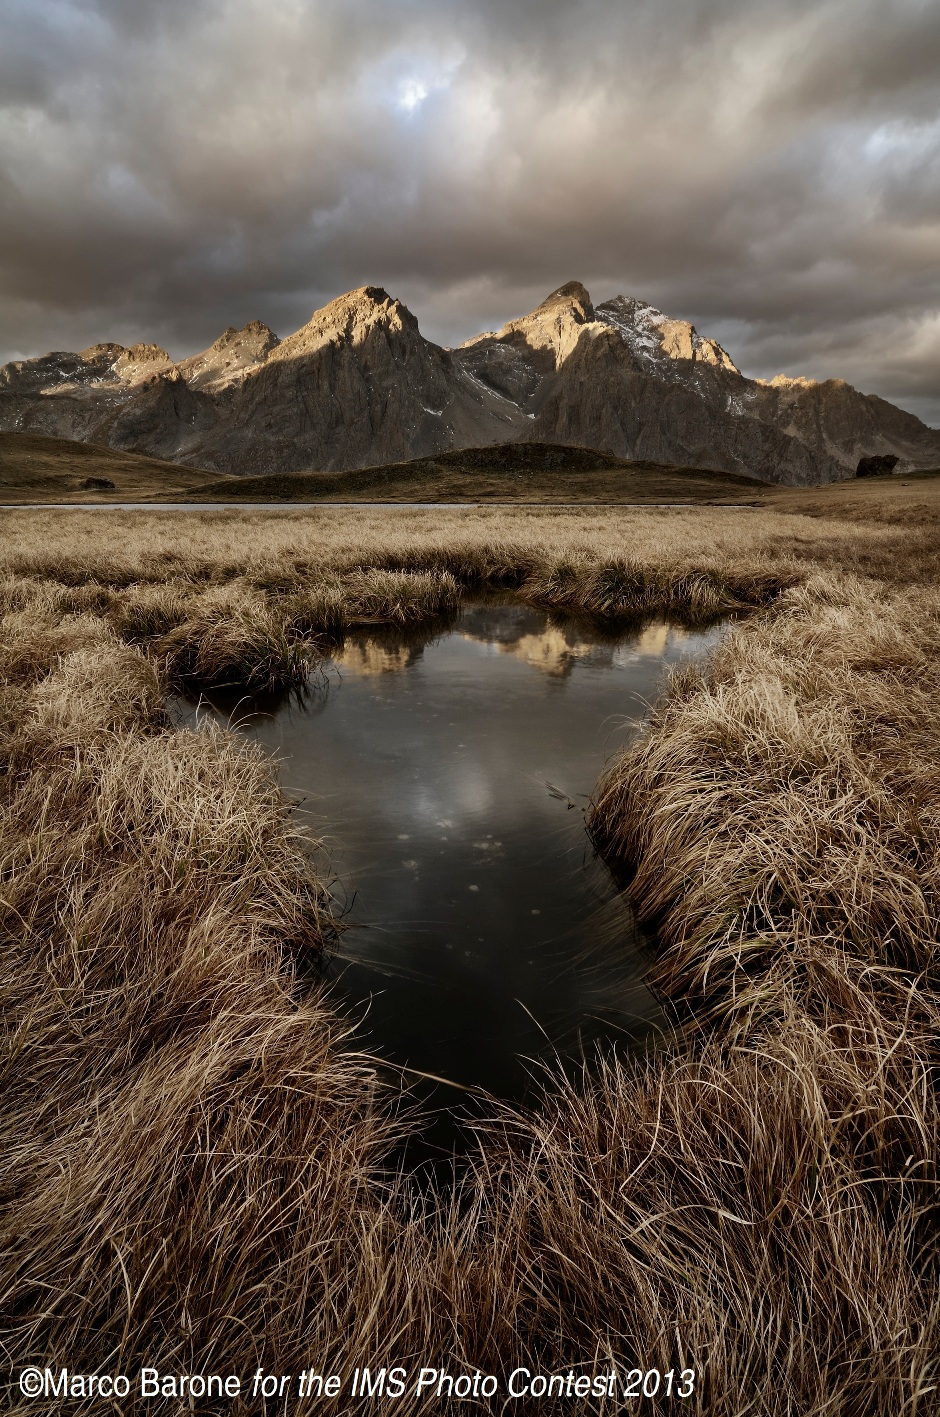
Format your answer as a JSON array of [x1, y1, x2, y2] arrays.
[[494, 624, 601, 676], [331, 640, 423, 676], [179, 603, 725, 1156], [454, 605, 691, 678]]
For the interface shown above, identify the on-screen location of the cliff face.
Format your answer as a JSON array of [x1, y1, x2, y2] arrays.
[[746, 375, 940, 475], [2, 282, 938, 484], [216, 287, 526, 473]]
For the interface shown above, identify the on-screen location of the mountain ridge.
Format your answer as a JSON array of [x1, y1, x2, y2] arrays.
[[2, 282, 938, 485]]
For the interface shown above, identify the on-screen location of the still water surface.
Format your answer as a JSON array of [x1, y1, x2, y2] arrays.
[[182, 604, 723, 1145]]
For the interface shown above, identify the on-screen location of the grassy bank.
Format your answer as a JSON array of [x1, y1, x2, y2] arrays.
[[1, 501, 935, 692], [0, 505, 811, 693], [1, 502, 938, 1413]]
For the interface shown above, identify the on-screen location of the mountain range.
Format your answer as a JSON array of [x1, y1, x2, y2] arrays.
[[2, 281, 938, 485]]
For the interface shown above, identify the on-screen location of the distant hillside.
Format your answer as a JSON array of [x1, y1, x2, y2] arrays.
[[0, 431, 228, 503], [3, 283, 939, 486], [189, 442, 766, 504]]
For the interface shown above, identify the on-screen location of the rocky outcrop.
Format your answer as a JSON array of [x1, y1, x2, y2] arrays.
[[456, 285, 940, 484], [513, 323, 826, 485], [2, 283, 938, 484], [594, 295, 740, 372], [749, 376, 936, 478], [174, 321, 280, 391], [856, 453, 900, 477]]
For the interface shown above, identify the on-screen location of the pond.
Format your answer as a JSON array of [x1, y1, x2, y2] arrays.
[[178, 603, 725, 1155]]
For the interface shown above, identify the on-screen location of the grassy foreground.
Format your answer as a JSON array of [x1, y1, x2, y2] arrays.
[[1, 502, 938, 1414]]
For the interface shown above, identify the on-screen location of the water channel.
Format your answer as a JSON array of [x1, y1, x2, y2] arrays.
[[178, 602, 725, 1154]]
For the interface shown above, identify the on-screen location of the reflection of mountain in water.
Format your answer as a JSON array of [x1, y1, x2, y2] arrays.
[[459, 605, 691, 678], [493, 626, 604, 677], [458, 604, 547, 645], [460, 605, 602, 677], [329, 609, 695, 681], [614, 622, 688, 663], [331, 640, 425, 676]]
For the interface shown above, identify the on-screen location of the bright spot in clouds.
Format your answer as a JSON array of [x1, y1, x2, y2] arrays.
[[396, 78, 429, 113]]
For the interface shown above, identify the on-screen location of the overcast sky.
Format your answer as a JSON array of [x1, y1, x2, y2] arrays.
[[1, 0, 938, 422]]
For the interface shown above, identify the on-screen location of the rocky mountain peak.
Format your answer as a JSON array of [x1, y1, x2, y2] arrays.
[[318, 285, 404, 327], [763, 374, 817, 389], [113, 344, 173, 384], [79, 342, 126, 362], [596, 296, 739, 373], [121, 343, 172, 364], [170, 321, 281, 391], [271, 285, 420, 363], [243, 318, 278, 342], [3, 279, 939, 485], [482, 280, 599, 373], [208, 321, 279, 359], [534, 281, 595, 321]]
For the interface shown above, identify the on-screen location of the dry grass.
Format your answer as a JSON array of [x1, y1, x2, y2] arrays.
[[761, 467, 940, 525], [1, 503, 939, 1413], [0, 501, 934, 693], [0, 501, 925, 580], [0, 617, 414, 1406], [584, 571, 940, 1406], [591, 574, 940, 988]]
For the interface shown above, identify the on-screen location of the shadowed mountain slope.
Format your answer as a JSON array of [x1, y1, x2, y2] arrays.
[[3, 283, 938, 485]]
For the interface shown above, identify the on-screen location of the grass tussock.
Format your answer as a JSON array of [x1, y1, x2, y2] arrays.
[[2, 505, 939, 1413], [470, 955, 938, 1411], [158, 590, 316, 692], [1, 627, 404, 1405], [590, 574, 940, 997]]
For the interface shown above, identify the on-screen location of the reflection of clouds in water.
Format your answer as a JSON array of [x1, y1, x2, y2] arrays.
[[412, 773, 493, 826]]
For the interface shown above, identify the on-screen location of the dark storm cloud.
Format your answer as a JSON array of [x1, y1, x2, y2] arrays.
[[1, 0, 938, 420]]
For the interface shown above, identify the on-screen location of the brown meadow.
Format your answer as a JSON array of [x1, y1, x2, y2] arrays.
[[1, 499, 938, 1414]]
